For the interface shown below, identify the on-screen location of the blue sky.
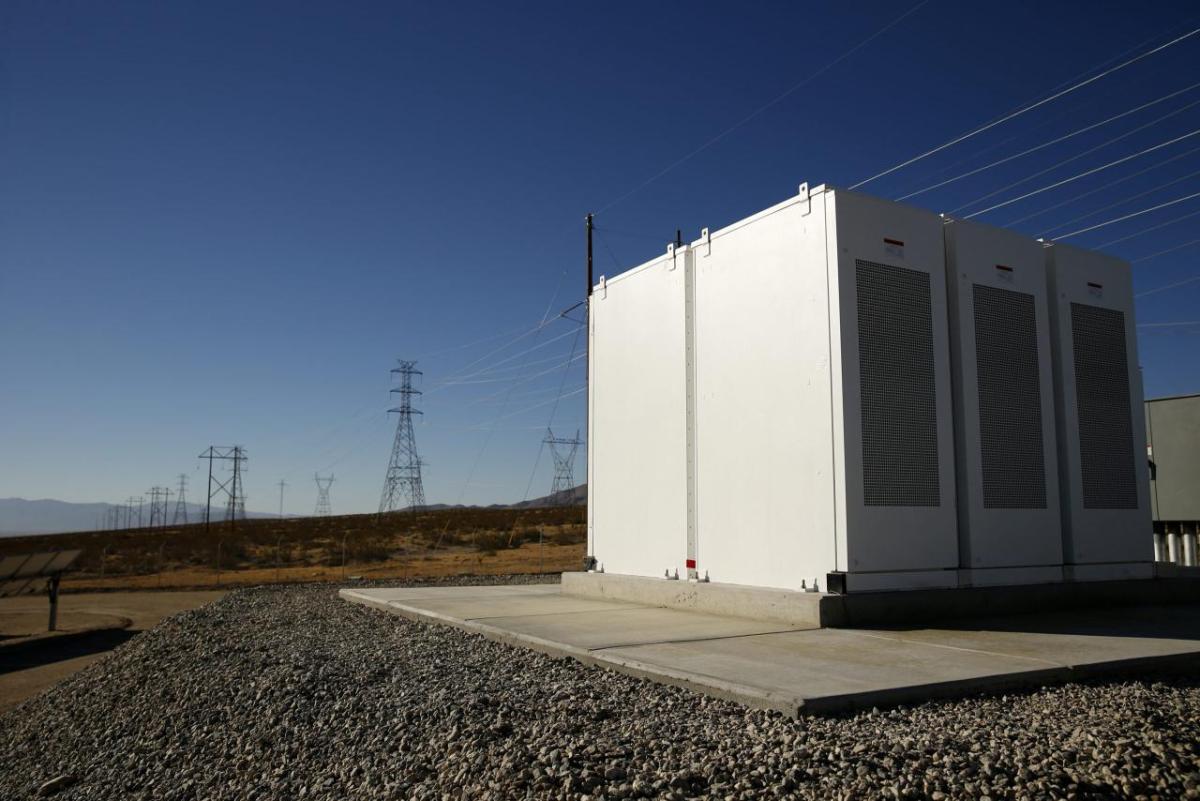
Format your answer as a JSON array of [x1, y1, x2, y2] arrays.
[[2, 1, 1198, 515]]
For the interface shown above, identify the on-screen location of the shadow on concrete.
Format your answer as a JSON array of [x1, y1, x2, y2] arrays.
[[0, 628, 138, 675], [872, 603, 1200, 641]]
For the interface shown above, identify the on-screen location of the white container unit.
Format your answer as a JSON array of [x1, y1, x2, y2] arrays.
[[943, 219, 1064, 586], [587, 246, 689, 579], [588, 185, 960, 592], [1044, 242, 1153, 580]]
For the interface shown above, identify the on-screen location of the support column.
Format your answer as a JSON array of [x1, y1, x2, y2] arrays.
[[48, 574, 61, 632]]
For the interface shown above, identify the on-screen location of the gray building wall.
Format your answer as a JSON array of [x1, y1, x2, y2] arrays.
[[1146, 394, 1200, 522]]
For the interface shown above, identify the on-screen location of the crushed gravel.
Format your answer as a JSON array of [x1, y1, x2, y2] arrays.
[[1, 578, 1198, 800]]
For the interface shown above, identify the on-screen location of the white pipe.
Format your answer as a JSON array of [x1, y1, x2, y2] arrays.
[[1184, 527, 1198, 568], [1153, 531, 1167, 562], [1167, 527, 1182, 564]]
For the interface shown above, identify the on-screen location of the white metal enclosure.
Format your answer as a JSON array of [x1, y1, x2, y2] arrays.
[[589, 186, 959, 591], [587, 248, 689, 578], [1044, 242, 1152, 579], [944, 219, 1064, 585], [690, 190, 839, 591], [586, 185, 1152, 593], [825, 190, 959, 589]]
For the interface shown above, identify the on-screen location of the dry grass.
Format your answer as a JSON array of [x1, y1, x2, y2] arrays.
[[0, 506, 586, 592]]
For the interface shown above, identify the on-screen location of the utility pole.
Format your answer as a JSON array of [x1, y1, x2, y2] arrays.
[[173, 474, 189, 525], [544, 428, 583, 506], [314, 474, 335, 516], [199, 446, 248, 536], [584, 212, 594, 568], [378, 360, 426, 516], [277, 479, 287, 518]]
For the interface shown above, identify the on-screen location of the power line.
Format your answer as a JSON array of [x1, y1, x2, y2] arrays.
[[850, 26, 1200, 190], [521, 323, 586, 503], [895, 81, 1200, 202], [1096, 206, 1200, 248], [963, 128, 1200, 218], [1137, 275, 1200, 298], [597, 0, 933, 214], [952, 96, 1200, 214], [1053, 190, 1200, 240], [1138, 320, 1200, 328], [428, 325, 581, 391], [1003, 144, 1200, 226], [1041, 165, 1200, 237], [1134, 238, 1200, 263]]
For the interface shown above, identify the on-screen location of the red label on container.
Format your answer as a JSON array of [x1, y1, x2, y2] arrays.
[[685, 559, 696, 569]]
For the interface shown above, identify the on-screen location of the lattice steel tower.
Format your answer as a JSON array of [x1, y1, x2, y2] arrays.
[[314, 473, 335, 516], [378, 359, 426, 514], [544, 428, 583, 506], [147, 486, 172, 528], [173, 474, 189, 525]]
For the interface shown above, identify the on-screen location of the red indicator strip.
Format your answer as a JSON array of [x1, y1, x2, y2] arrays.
[[685, 559, 696, 569], [883, 238, 905, 247], [995, 264, 1013, 272]]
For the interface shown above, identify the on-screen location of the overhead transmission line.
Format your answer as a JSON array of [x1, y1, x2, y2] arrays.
[[962, 128, 1200, 218], [895, 81, 1200, 201], [1137, 275, 1200, 298], [952, 97, 1200, 214], [427, 325, 583, 391], [1003, 144, 1200, 226], [893, 18, 1200, 196], [1040, 165, 1200, 236], [1096, 206, 1200, 249], [850, 27, 1200, 190], [595, 0, 932, 214], [1134, 238, 1200, 263], [1053, 190, 1200, 240]]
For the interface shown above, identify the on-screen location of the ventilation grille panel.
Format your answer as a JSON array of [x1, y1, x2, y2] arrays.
[[973, 285, 1048, 509], [1070, 302, 1138, 509], [856, 260, 940, 507]]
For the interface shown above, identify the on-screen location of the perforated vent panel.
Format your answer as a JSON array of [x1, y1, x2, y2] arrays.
[[973, 285, 1047, 508], [1070, 303, 1138, 509], [856, 260, 940, 506]]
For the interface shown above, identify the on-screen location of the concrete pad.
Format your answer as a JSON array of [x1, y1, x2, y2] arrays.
[[601, 629, 1064, 713], [340, 585, 1200, 716], [341, 585, 558, 603], [396, 594, 643, 620], [863, 605, 1200, 672], [475, 606, 804, 650]]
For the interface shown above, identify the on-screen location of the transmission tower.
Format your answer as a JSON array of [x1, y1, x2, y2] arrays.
[[544, 428, 583, 506], [199, 446, 248, 535], [378, 359, 426, 514], [314, 473, 335, 516], [173, 474, 189, 524], [147, 487, 172, 528]]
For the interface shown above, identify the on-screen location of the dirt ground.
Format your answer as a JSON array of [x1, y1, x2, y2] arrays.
[[60, 540, 586, 592], [0, 534, 584, 711], [0, 591, 225, 711]]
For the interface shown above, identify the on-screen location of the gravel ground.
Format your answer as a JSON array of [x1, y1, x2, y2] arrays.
[[1, 578, 1198, 800]]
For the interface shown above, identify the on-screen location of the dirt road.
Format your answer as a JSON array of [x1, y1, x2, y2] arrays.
[[0, 590, 224, 710]]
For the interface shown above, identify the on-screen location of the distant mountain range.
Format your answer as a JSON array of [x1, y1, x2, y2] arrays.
[[0, 485, 587, 537], [0, 498, 275, 537]]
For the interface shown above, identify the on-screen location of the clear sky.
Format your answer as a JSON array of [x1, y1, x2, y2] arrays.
[[2, 1, 1198, 516]]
